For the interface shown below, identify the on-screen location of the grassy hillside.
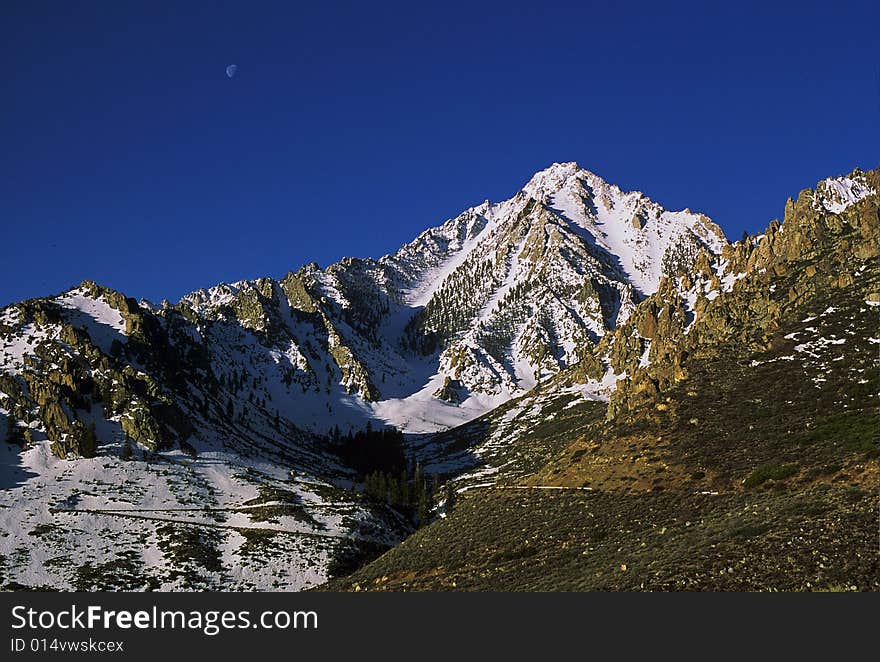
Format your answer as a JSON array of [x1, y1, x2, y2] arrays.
[[324, 486, 875, 591]]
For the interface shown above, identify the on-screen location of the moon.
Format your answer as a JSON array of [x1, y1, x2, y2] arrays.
[[226, 64, 238, 78]]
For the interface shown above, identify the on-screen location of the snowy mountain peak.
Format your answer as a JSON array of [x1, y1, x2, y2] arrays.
[[522, 161, 581, 199]]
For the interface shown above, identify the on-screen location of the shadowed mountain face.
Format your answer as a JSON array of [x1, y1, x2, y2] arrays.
[[0, 164, 876, 591]]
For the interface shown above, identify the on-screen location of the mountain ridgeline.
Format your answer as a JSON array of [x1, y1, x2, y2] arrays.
[[0, 163, 877, 591]]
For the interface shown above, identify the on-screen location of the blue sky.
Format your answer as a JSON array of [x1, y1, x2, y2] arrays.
[[2, 0, 878, 307]]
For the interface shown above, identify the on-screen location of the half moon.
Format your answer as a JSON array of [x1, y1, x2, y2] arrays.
[[226, 64, 238, 78]]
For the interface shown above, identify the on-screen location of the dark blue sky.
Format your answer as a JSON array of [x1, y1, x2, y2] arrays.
[[2, 1, 878, 307]]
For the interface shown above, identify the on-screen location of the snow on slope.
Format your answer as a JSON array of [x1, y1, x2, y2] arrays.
[[0, 321, 56, 376], [541, 164, 727, 295], [0, 289, 131, 376], [388, 201, 494, 307], [815, 172, 875, 214], [0, 431, 395, 590], [56, 288, 128, 353]]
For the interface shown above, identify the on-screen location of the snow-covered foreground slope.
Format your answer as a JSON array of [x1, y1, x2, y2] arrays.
[[0, 439, 401, 590]]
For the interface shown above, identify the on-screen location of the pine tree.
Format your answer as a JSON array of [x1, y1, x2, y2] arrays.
[[444, 482, 456, 514], [6, 412, 22, 446], [101, 383, 115, 415], [366, 471, 383, 501], [384, 473, 394, 504], [417, 479, 431, 526], [399, 468, 410, 506], [120, 436, 133, 461], [413, 461, 423, 489], [376, 472, 387, 502], [80, 422, 98, 458]]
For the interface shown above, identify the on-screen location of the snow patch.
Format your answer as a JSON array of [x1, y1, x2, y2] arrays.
[[815, 174, 875, 213]]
